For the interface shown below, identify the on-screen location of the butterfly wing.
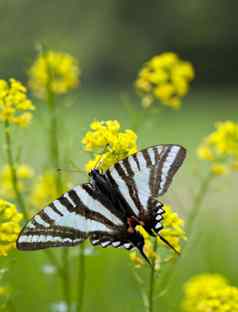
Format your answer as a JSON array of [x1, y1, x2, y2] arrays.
[[105, 144, 186, 213], [17, 144, 186, 252], [105, 144, 186, 237], [16, 183, 132, 251]]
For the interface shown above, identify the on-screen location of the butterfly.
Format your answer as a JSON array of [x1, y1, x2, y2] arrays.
[[16, 144, 186, 263]]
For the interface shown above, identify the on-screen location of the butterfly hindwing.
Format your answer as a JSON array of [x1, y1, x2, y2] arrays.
[[17, 184, 127, 250]]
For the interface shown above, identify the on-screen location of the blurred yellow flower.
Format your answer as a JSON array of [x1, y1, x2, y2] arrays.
[[197, 121, 238, 175], [0, 79, 34, 127], [197, 145, 214, 161], [197, 286, 238, 312], [0, 199, 23, 256], [0, 164, 34, 199], [28, 50, 79, 97], [0, 287, 8, 296], [130, 205, 186, 268], [30, 170, 71, 209], [211, 163, 228, 176], [182, 273, 238, 312], [82, 120, 138, 172], [135, 52, 194, 109]]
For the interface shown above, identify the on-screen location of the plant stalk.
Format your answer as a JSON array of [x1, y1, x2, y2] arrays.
[[4, 122, 28, 219], [186, 173, 213, 234], [77, 242, 85, 312], [46, 87, 71, 312], [155, 173, 214, 305], [148, 238, 158, 312]]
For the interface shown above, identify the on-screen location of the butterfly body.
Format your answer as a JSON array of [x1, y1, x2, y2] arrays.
[[17, 144, 186, 261]]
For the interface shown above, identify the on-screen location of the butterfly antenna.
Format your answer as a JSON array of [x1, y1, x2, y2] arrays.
[[57, 168, 85, 174], [158, 235, 180, 255]]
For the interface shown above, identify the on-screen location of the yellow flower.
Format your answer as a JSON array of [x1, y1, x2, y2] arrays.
[[0, 287, 8, 296], [197, 287, 238, 312], [182, 273, 238, 312], [211, 163, 228, 176], [158, 204, 186, 253], [130, 225, 161, 269], [28, 50, 79, 97], [0, 79, 34, 127], [0, 199, 23, 256], [82, 120, 138, 172], [0, 164, 34, 199], [136, 225, 150, 240], [135, 52, 194, 109], [30, 170, 71, 209], [197, 121, 238, 175], [129, 251, 145, 268], [197, 146, 214, 161], [130, 205, 186, 268]]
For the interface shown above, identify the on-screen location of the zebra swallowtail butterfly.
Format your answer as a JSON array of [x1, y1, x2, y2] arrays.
[[17, 144, 186, 262]]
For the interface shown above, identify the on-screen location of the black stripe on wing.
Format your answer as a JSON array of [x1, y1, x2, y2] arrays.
[[105, 144, 186, 213], [82, 183, 126, 223], [16, 225, 86, 250], [17, 183, 128, 251], [150, 145, 186, 196]]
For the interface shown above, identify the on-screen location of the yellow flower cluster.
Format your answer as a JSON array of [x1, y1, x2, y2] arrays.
[[0, 79, 34, 127], [183, 273, 238, 312], [159, 204, 186, 252], [0, 199, 23, 256], [135, 52, 194, 109], [130, 225, 161, 269], [82, 120, 138, 172], [28, 51, 79, 97], [197, 121, 238, 176], [30, 171, 70, 209], [0, 164, 34, 199], [130, 205, 186, 268]]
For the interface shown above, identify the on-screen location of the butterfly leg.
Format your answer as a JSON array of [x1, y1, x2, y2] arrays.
[[138, 244, 151, 265]]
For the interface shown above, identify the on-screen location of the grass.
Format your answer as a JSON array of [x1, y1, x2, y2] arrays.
[[1, 87, 238, 311]]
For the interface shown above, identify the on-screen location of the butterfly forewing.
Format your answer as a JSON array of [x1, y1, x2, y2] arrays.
[[105, 144, 186, 212]]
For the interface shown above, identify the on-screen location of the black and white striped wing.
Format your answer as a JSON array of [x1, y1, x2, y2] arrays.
[[105, 144, 186, 213], [17, 184, 131, 251]]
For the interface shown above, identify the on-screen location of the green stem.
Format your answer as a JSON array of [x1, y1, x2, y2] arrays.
[[4, 122, 28, 219], [186, 173, 213, 234], [77, 243, 85, 311], [3, 121, 65, 311], [155, 174, 214, 304], [62, 248, 71, 311], [46, 87, 71, 311], [121, 94, 166, 133], [47, 89, 62, 190], [148, 238, 158, 312]]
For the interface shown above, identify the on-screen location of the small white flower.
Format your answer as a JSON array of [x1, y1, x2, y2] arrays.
[[51, 301, 68, 312], [42, 264, 56, 275]]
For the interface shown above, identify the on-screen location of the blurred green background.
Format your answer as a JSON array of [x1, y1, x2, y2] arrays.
[[1, 0, 238, 87], [0, 1, 238, 311]]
